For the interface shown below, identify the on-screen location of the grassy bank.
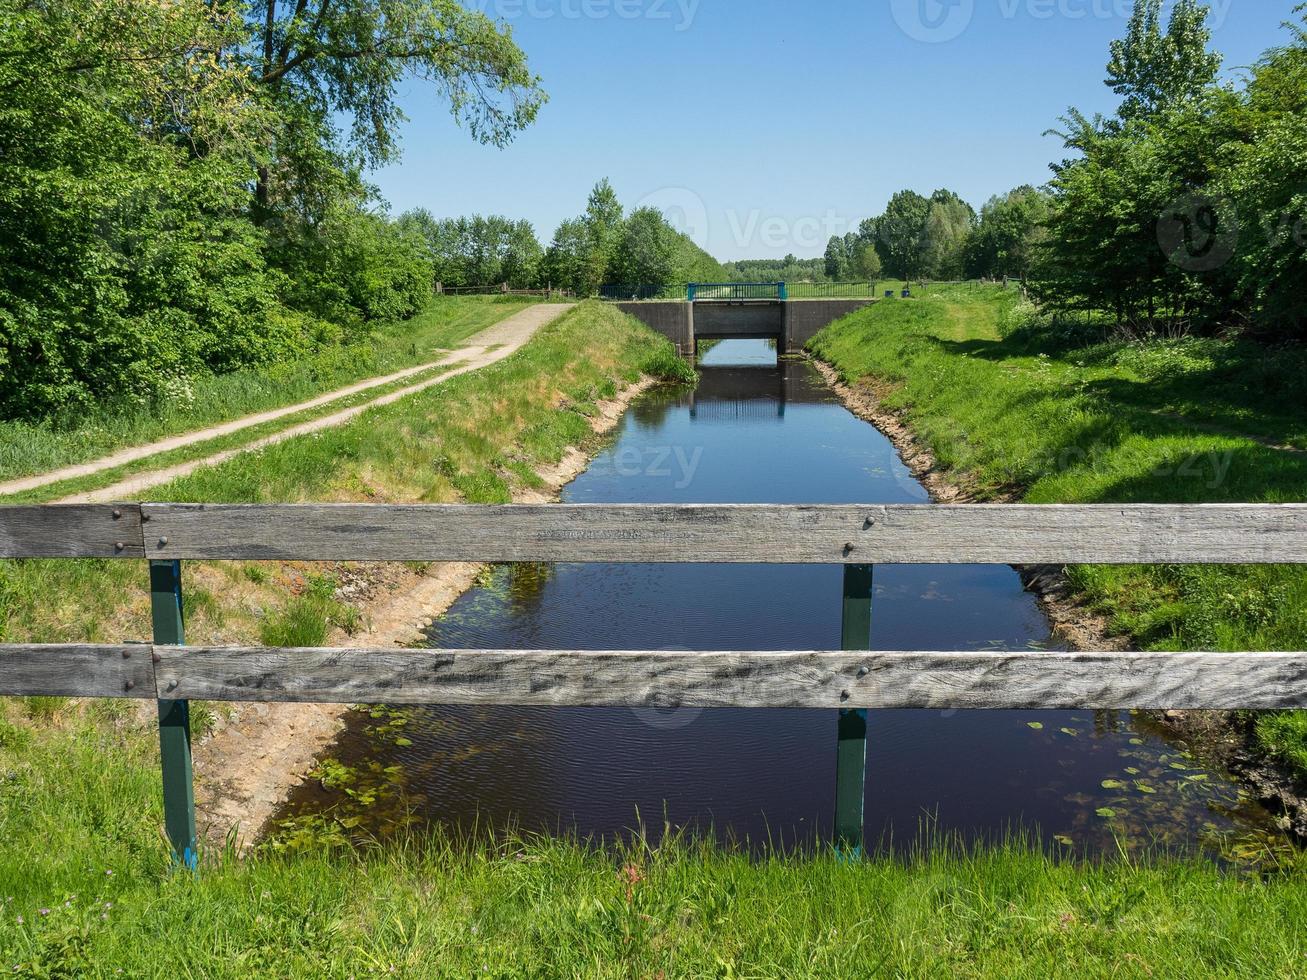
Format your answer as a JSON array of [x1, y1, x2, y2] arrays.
[[809, 285, 1307, 775], [0, 296, 539, 484], [2, 712, 1305, 980]]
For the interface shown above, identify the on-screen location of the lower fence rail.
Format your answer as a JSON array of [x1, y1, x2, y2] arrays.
[[5, 643, 1306, 709], [5, 642, 1307, 864]]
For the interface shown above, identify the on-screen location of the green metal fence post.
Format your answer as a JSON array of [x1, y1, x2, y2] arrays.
[[150, 559, 197, 869], [834, 563, 873, 855]]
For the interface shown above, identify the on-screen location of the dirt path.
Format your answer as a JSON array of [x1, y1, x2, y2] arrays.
[[193, 373, 659, 852], [58, 305, 570, 504]]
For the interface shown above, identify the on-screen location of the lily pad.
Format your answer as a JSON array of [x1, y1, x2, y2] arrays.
[[1134, 781, 1158, 794], [1026, 722, 1044, 730], [1060, 727, 1080, 737], [1054, 835, 1074, 847], [1096, 808, 1117, 819], [1101, 779, 1127, 790], [1129, 738, 1145, 746], [1124, 767, 1141, 776]]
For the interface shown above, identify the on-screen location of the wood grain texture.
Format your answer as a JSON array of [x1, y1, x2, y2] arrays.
[[0, 644, 155, 698], [140, 503, 1307, 564], [156, 647, 1307, 710], [0, 505, 143, 558]]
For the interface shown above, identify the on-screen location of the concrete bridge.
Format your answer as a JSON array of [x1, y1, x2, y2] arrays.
[[613, 284, 874, 356]]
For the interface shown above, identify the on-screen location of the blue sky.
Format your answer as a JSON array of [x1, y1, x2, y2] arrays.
[[373, 1, 1297, 260]]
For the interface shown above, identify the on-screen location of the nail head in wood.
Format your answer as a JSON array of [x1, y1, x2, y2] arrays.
[[158, 537, 169, 547], [112, 509, 122, 520], [124, 680, 135, 691]]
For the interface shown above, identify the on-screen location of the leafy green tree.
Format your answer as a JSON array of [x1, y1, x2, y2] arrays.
[[875, 190, 932, 279], [1216, 7, 1307, 335], [247, 0, 547, 212], [966, 186, 1052, 280], [1107, 0, 1221, 122], [0, 0, 281, 418], [542, 219, 593, 294], [920, 191, 976, 279], [277, 203, 433, 326], [824, 237, 848, 279], [609, 208, 680, 291], [854, 244, 883, 281]]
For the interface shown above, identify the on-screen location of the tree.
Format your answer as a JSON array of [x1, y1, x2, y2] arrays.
[[1106, 0, 1221, 122], [582, 178, 624, 293], [1215, 6, 1307, 335], [824, 237, 847, 279], [854, 244, 882, 280], [609, 208, 680, 291], [542, 219, 593, 294], [247, 0, 547, 212], [965, 186, 1052, 280], [875, 190, 932, 279], [919, 190, 976, 280], [0, 0, 281, 418]]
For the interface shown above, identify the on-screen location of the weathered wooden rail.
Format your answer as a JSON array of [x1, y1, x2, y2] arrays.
[[2, 502, 1306, 863]]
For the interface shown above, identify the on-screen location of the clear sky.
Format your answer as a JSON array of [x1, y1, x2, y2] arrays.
[[372, 0, 1297, 261]]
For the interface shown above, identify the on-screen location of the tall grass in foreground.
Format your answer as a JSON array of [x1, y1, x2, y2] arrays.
[[809, 285, 1307, 774], [0, 296, 537, 483], [2, 681, 1306, 975]]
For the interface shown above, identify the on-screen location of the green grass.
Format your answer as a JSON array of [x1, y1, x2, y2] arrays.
[[0, 296, 540, 484], [0, 701, 1304, 976], [809, 284, 1307, 774]]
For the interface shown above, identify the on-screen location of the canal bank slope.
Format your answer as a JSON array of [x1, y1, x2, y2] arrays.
[[806, 283, 1307, 833]]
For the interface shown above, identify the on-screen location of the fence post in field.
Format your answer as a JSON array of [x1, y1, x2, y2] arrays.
[[150, 559, 197, 869], [834, 563, 873, 854]]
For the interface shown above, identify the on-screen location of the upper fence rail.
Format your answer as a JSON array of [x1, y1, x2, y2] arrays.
[[2, 503, 1306, 564]]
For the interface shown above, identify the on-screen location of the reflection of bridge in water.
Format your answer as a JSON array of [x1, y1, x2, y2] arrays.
[[688, 360, 796, 422]]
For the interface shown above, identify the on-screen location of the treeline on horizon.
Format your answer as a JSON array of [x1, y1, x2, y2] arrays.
[[394, 179, 727, 296], [826, 0, 1307, 340]]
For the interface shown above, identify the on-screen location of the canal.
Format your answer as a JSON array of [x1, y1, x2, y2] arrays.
[[278, 340, 1287, 860]]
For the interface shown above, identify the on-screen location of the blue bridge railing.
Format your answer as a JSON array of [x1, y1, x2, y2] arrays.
[[687, 282, 787, 302]]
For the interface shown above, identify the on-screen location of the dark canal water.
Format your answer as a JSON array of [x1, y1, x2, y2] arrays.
[[279, 341, 1289, 861]]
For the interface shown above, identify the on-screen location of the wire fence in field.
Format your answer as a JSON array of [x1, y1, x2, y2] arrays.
[[436, 284, 575, 299]]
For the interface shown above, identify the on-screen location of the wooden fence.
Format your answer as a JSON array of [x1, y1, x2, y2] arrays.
[[2, 502, 1306, 862]]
